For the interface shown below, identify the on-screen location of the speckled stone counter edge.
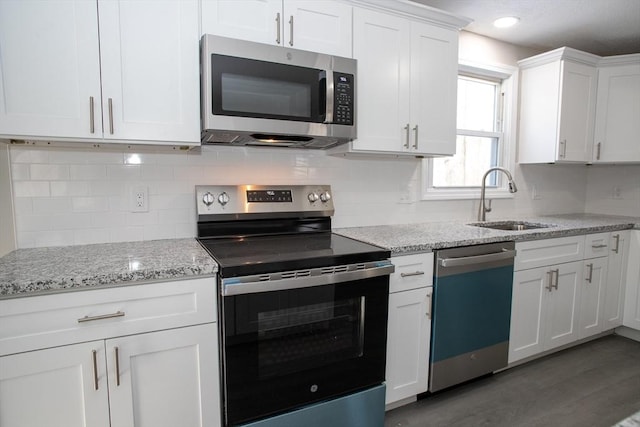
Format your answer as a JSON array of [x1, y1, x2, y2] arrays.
[[0, 238, 218, 299]]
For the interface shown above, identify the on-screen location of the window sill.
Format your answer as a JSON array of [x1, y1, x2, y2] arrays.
[[421, 188, 515, 201]]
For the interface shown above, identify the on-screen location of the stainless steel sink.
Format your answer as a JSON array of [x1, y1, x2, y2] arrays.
[[468, 220, 551, 231]]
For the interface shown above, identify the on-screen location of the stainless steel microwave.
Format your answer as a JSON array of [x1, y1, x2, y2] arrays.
[[200, 34, 356, 149]]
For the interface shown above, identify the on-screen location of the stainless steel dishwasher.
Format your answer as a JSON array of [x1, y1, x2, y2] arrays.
[[429, 241, 516, 392]]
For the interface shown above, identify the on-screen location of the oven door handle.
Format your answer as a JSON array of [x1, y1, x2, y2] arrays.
[[222, 261, 394, 296]]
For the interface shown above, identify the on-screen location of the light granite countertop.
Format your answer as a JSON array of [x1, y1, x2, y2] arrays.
[[334, 214, 640, 255], [0, 239, 217, 299]]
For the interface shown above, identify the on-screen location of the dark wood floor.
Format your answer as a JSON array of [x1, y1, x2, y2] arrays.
[[384, 335, 640, 427]]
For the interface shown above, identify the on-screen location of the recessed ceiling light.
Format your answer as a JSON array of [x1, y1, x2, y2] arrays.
[[493, 16, 520, 28]]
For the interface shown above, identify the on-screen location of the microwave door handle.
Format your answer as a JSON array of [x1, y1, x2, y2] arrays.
[[324, 71, 334, 124]]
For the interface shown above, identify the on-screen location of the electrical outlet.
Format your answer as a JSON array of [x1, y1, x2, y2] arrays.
[[612, 186, 623, 199], [531, 185, 542, 200], [131, 186, 148, 212]]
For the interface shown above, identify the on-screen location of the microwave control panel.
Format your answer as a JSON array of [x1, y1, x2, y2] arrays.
[[333, 72, 354, 125]]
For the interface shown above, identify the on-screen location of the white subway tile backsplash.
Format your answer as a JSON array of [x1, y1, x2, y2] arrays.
[[50, 181, 90, 197], [30, 164, 70, 180], [72, 197, 109, 212], [107, 164, 141, 180], [7, 145, 639, 249], [13, 181, 50, 198], [11, 164, 30, 180], [70, 165, 107, 180], [32, 197, 72, 214]]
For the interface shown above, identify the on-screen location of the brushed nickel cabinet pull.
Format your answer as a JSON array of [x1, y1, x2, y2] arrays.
[[591, 244, 607, 249], [552, 269, 559, 290], [115, 347, 121, 386], [400, 271, 425, 278], [78, 310, 125, 323], [596, 142, 601, 160], [404, 124, 410, 148], [559, 139, 566, 158], [546, 270, 554, 291], [425, 291, 432, 319], [275, 13, 281, 44], [89, 96, 95, 134], [108, 98, 114, 134], [92, 350, 99, 390], [412, 124, 419, 149], [288, 15, 294, 46], [585, 263, 593, 283], [612, 234, 620, 254]]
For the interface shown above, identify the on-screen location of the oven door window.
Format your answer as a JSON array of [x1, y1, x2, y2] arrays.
[[257, 297, 364, 379], [211, 54, 325, 123], [222, 277, 388, 426]]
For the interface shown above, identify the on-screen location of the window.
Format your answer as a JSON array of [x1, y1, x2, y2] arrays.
[[422, 63, 517, 200]]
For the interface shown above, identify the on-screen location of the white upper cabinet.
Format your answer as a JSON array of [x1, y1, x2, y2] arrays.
[[0, 0, 200, 145], [331, 4, 465, 157], [592, 55, 640, 163], [0, 1, 102, 140], [98, 0, 200, 144], [518, 48, 599, 164], [201, 0, 353, 57]]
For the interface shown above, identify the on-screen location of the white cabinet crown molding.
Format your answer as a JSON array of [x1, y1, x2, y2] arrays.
[[344, 0, 471, 29], [518, 46, 601, 69]]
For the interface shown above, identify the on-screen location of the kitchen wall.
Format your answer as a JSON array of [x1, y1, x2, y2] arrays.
[[4, 32, 638, 249]]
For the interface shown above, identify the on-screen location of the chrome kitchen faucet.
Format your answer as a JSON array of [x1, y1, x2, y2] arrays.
[[477, 167, 518, 221]]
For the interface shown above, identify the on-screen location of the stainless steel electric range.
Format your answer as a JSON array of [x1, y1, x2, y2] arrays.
[[195, 185, 393, 427]]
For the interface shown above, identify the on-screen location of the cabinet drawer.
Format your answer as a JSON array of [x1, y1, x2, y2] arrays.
[[0, 277, 216, 356], [390, 253, 434, 293], [515, 236, 585, 271], [584, 232, 610, 258]]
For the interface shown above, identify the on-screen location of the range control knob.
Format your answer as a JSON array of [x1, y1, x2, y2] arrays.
[[307, 192, 319, 203], [320, 191, 331, 203], [217, 192, 230, 206], [202, 192, 215, 206]]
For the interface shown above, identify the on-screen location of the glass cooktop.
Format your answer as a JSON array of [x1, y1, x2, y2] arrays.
[[198, 232, 389, 278]]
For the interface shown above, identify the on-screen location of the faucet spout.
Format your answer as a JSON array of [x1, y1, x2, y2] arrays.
[[478, 167, 518, 222]]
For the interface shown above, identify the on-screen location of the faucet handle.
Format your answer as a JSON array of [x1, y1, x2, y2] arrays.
[[485, 199, 492, 213]]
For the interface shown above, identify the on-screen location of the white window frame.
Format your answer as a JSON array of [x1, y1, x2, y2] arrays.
[[421, 61, 518, 200]]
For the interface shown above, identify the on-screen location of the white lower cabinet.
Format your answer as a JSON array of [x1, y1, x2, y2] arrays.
[[0, 340, 110, 427], [0, 278, 221, 427], [509, 260, 583, 362], [385, 253, 433, 406], [605, 231, 630, 329], [578, 256, 607, 339], [623, 230, 640, 330]]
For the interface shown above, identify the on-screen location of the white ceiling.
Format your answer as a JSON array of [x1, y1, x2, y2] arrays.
[[411, 0, 640, 56]]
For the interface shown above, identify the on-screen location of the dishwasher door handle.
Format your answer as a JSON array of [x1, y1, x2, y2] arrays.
[[438, 249, 516, 268]]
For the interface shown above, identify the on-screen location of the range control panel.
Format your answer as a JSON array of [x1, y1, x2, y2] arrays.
[[196, 185, 334, 219]]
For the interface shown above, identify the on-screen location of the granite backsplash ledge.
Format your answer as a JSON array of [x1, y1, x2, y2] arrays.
[[0, 238, 217, 298]]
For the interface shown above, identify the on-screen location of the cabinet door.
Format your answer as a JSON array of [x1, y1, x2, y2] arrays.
[[201, 0, 282, 45], [385, 287, 431, 405], [98, 0, 200, 144], [509, 268, 546, 363], [604, 231, 629, 329], [352, 8, 410, 153], [284, 1, 352, 57], [593, 62, 640, 162], [0, 341, 109, 427], [544, 261, 582, 350], [107, 324, 221, 427], [578, 257, 607, 339], [410, 22, 458, 155], [557, 61, 597, 162], [623, 231, 640, 330], [0, 0, 102, 139]]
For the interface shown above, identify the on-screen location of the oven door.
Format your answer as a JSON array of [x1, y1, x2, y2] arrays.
[[220, 267, 391, 426]]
